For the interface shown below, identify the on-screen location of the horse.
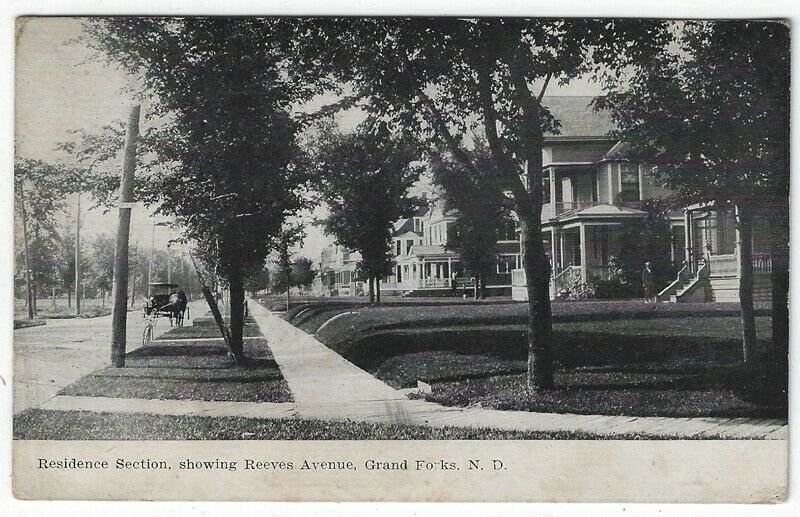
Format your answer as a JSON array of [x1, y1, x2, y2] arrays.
[[167, 291, 189, 327]]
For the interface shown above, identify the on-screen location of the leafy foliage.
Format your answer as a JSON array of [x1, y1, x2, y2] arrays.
[[430, 141, 514, 296], [595, 21, 789, 208], [310, 124, 423, 288], [290, 17, 669, 387]]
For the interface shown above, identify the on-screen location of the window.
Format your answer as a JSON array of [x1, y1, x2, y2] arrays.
[[498, 219, 517, 241], [542, 174, 551, 204], [620, 164, 640, 202], [497, 255, 517, 274], [406, 240, 413, 254], [396, 240, 402, 256]]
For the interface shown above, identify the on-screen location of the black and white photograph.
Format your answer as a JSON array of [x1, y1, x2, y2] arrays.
[[6, 7, 792, 503]]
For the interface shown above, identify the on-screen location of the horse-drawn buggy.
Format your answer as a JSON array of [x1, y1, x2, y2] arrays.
[[143, 282, 189, 328]]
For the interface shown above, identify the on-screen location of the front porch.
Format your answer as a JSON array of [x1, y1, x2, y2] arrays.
[[396, 245, 463, 295], [658, 207, 773, 303]]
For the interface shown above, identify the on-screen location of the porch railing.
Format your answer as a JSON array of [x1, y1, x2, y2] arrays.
[[419, 278, 452, 289], [553, 265, 582, 293], [752, 253, 772, 274], [554, 201, 597, 217], [707, 252, 773, 277], [707, 254, 738, 277]]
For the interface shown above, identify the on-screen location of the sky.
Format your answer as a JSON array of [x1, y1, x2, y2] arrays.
[[15, 17, 602, 262]]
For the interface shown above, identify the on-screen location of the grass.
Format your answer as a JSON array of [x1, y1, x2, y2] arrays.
[[12, 409, 710, 440], [14, 319, 46, 329], [274, 298, 771, 344], [267, 298, 785, 419], [59, 315, 291, 403]]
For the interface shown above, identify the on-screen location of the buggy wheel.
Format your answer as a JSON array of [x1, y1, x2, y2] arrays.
[[142, 322, 153, 345]]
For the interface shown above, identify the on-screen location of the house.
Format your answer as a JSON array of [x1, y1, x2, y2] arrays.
[[312, 244, 364, 297], [510, 96, 773, 302], [318, 199, 523, 298]]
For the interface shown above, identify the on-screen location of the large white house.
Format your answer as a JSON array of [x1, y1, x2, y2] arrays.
[[511, 96, 774, 302]]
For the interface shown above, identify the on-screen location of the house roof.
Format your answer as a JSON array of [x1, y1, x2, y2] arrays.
[[554, 203, 647, 223], [392, 206, 431, 235], [601, 141, 632, 161], [405, 245, 459, 259], [541, 96, 616, 139]]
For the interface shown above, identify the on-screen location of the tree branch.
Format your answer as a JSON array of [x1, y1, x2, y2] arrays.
[[475, 58, 532, 215], [537, 73, 552, 103]]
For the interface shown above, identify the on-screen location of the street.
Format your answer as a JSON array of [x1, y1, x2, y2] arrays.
[[13, 300, 205, 413]]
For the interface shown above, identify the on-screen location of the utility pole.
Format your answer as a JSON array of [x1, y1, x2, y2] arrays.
[[148, 223, 155, 298], [75, 192, 81, 316], [111, 104, 140, 368], [131, 240, 138, 307]]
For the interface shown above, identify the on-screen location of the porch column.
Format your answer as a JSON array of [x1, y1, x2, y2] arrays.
[[558, 229, 565, 269], [549, 166, 557, 207], [684, 209, 693, 274], [550, 227, 559, 271], [579, 224, 588, 283]]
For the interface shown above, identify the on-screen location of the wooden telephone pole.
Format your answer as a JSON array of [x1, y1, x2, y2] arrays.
[[75, 192, 81, 315], [111, 105, 141, 367]]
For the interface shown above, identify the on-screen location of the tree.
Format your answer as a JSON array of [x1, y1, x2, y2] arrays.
[[243, 266, 271, 297], [291, 257, 317, 295], [88, 233, 116, 306], [274, 225, 305, 310], [296, 18, 665, 388], [595, 21, 790, 362], [607, 200, 677, 296], [14, 158, 78, 318], [430, 142, 513, 299], [311, 124, 422, 304], [86, 18, 326, 360]]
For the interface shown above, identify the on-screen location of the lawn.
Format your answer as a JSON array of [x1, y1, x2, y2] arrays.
[[269, 299, 785, 419], [59, 314, 291, 403], [13, 409, 703, 440]]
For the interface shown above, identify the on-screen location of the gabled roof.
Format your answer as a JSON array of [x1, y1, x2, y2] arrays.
[[392, 206, 431, 235], [541, 96, 616, 139]]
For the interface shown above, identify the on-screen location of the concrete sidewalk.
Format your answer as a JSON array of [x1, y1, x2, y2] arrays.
[[14, 300, 206, 413], [248, 301, 788, 439]]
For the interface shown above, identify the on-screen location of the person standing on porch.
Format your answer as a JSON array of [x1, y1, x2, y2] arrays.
[[642, 261, 656, 303]]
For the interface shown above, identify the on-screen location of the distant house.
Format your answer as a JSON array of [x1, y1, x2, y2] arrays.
[[318, 200, 522, 298], [510, 96, 773, 302]]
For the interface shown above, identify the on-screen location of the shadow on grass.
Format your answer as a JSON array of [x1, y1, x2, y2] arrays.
[[331, 326, 786, 418]]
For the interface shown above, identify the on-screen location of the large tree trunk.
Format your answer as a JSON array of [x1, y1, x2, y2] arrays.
[[522, 216, 555, 389], [473, 272, 479, 300], [368, 275, 375, 304], [229, 269, 246, 360], [737, 204, 757, 363], [285, 272, 290, 311], [67, 289, 71, 308], [768, 207, 789, 356], [480, 270, 487, 299], [376, 277, 381, 303]]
